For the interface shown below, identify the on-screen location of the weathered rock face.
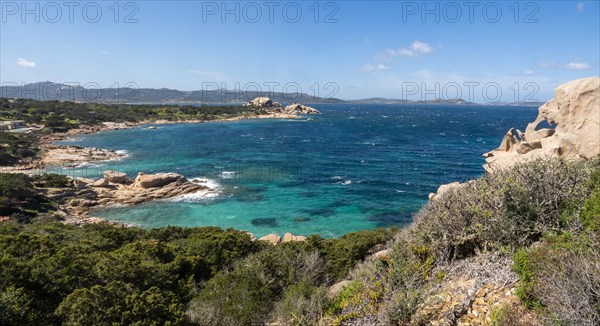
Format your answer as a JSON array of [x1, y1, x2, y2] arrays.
[[282, 103, 321, 115], [134, 172, 186, 188], [103, 170, 128, 184], [259, 233, 281, 244], [246, 97, 281, 108], [42, 145, 126, 167], [64, 172, 218, 218], [258, 232, 306, 245], [428, 182, 462, 201], [483, 77, 600, 172]]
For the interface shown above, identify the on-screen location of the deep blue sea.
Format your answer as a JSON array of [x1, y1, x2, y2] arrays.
[[57, 104, 538, 237]]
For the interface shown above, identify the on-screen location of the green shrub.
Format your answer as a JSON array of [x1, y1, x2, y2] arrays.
[[273, 282, 327, 326], [0, 221, 263, 325], [513, 232, 600, 324], [56, 281, 185, 326], [0, 133, 37, 165], [188, 242, 327, 326], [308, 228, 396, 281], [34, 174, 71, 189], [581, 189, 600, 231], [414, 158, 596, 263]]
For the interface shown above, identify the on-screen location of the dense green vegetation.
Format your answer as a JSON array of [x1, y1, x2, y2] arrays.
[[0, 173, 56, 219], [0, 133, 38, 165], [0, 173, 395, 325], [315, 157, 600, 325], [1, 98, 261, 133], [0, 97, 267, 166], [1, 158, 598, 325]]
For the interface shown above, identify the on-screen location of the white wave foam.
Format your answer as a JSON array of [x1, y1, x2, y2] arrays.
[[190, 177, 222, 190], [74, 162, 102, 168], [170, 177, 222, 203], [221, 171, 236, 179], [115, 150, 130, 160]]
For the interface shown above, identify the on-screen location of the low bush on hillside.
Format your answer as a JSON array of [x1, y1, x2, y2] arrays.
[[0, 133, 38, 166], [0, 222, 261, 325], [322, 157, 600, 325], [0, 214, 392, 326], [186, 229, 395, 326], [513, 231, 600, 325], [0, 173, 54, 218]]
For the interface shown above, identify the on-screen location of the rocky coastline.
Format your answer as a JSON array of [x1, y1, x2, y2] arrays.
[[428, 77, 600, 201], [4, 98, 319, 240]]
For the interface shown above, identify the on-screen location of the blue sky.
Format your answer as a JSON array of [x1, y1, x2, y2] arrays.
[[1, 0, 599, 102]]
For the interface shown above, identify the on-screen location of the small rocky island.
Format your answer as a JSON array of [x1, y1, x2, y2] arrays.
[[244, 97, 321, 115]]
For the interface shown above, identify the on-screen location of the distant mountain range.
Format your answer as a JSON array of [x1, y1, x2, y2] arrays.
[[0, 82, 545, 106]]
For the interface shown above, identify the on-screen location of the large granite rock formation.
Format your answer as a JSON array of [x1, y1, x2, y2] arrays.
[[244, 97, 320, 115], [66, 172, 218, 217], [282, 103, 320, 115], [245, 97, 281, 108], [483, 77, 600, 172]]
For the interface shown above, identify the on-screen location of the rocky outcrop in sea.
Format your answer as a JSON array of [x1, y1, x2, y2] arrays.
[[65, 171, 219, 221]]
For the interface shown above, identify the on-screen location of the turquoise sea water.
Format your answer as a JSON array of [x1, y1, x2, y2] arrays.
[[57, 104, 538, 237]]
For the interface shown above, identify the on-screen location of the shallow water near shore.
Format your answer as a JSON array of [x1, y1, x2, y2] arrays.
[[58, 104, 537, 237]]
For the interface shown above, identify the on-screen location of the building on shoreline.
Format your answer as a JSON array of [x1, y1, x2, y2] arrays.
[[0, 120, 26, 131]]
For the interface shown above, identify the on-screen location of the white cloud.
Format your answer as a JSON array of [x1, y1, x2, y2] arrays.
[[566, 61, 590, 70], [187, 70, 227, 80], [385, 41, 433, 58], [100, 50, 109, 55], [16, 58, 36, 68], [539, 61, 557, 68], [577, 2, 585, 12], [523, 70, 536, 76], [360, 64, 388, 72]]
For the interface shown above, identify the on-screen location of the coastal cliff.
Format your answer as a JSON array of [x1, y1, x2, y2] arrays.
[[312, 77, 600, 326], [483, 77, 600, 172]]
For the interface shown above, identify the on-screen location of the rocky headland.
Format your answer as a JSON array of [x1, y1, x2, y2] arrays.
[[429, 77, 600, 200]]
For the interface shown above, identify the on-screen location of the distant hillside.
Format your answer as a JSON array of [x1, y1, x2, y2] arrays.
[[345, 97, 476, 105], [0, 82, 344, 104], [1, 82, 540, 106]]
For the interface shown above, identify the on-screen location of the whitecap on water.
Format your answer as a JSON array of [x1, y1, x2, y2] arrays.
[[170, 177, 222, 203], [221, 171, 236, 179]]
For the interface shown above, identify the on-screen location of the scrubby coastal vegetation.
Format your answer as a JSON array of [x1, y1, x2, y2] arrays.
[[1, 157, 598, 325], [1, 78, 599, 325], [0, 98, 264, 132]]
